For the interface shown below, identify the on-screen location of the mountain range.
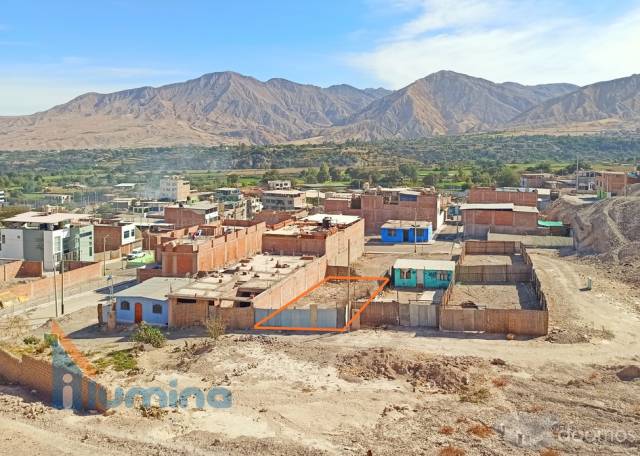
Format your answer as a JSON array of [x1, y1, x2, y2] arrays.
[[0, 70, 639, 150]]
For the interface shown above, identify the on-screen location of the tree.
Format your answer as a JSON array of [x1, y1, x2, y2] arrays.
[[329, 166, 342, 181], [226, 174, 239, 186], [422, 173, 439, 187], [317, 163, 330, 182], [399, 163, 419, 183], [495, 166, 519, 187]]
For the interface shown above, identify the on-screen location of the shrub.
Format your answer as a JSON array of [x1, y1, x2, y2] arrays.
[[205, 314, 227, 341], [131, 323, 166, 348], [491, 377, 508, 388], [94, 349, 138, 372], [459, 387, 491, 403], [438, 446, 465, 456], [438, 425, 455, 435], [540, 449, 561, 456], [467, 424, 494, 438], [22, 335, 39, 345]]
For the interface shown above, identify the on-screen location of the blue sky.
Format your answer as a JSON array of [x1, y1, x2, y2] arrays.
[[1, 0, 640, 114]]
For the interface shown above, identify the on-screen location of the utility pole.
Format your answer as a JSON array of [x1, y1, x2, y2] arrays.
[[102, 234, 110, 276], [575, 153, 579, 193], [60, 258, 65, 315], [52, 254, 58, 318], [347, 239, 351, 328], [414, 206, 418, 254]]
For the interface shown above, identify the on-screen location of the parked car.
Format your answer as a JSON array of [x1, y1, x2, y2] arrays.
[[126, 250, 145, 260]]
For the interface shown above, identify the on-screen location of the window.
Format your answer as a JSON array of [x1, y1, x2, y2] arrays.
[[387, 229, 396, 237], [415, 229, 424, 237], [152, 304, 163, 314], [437, 271, 449, 281], [124, 230, 130, 239], [120, 301, 130, 311], [401, 269, 412, 279], [1, 234, 5, 243]]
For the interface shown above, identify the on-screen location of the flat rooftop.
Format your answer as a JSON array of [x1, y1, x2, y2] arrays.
[[3, 211, 92, 224], [169, 254, 315, 302], [393, 258, 456, 271], [303, 213, 360, 226], [460, 203, 539, 213], [262, 190, 304, 196], [113, 277, 193, 301], [167, 201, 218, 210], [382, 220, 432, 229]]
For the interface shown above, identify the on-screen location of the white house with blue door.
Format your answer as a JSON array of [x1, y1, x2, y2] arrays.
[[392, 258, 455, 289], [111, 277, 191, 326], [380, 220, 433, 243]]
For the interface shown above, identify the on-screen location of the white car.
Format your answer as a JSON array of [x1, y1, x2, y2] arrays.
[[126, 250, 145, 260]]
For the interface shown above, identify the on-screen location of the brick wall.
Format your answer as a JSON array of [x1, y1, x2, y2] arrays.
[[462, 209, 538, 238], [468, 188, 538, 207], [1, 260, 43, 282], [160, 222, 265, 276], [324, 194, 443, 234], [252, 256, 328, 310], [0, 349, 109, 411], [164, 206, 207, 227], [0, 261, 102, 302], [262, 219, 364, 267]]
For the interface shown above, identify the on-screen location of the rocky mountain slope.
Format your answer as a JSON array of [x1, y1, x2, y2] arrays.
[[323, 71, 578, 141], [5, 70, 640, 150], [509, 74, 640, 131]]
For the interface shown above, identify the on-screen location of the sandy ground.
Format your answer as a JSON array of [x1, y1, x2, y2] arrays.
[[1, 250, 640, 455], [461, 254, 523, 266], [448, 283, 540, 310]]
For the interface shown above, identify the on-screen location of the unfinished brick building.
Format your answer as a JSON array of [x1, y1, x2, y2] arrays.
[[261, 214, 364, 267], [324, 188, 447, 235], [468, 187, 538, 207], [151, 221, 266, 278], [460, 203, 539, 238]]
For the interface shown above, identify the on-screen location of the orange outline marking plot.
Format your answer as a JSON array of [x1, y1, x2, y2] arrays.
[[254, 275, 389, 332]]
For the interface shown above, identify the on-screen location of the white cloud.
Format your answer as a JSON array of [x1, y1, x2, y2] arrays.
[[350, 1, 640, 88]]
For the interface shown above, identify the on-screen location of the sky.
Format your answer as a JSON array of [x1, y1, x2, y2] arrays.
[[1, 0, 639, 115]]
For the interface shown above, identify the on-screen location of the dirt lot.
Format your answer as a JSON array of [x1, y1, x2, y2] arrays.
[[294, 280, 382, 309], [1, 251, 640, 455], [448, 283, 540, 310], [461, 254, 524, 266]]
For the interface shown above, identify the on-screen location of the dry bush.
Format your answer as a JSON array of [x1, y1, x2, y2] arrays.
[[527, 404, 545, 413], [205, 313, 227, 341], [438, 446, 465, 456], [467, 424, 494, 438], [491, 377, 508, 388], [540, 449, 561, 456], [460, 387, 491, 403], [455, 416, 468, 424], [438, 425, 455, 435]]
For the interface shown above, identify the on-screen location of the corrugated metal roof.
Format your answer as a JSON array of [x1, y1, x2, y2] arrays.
[[393, 258, 456, 271]]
